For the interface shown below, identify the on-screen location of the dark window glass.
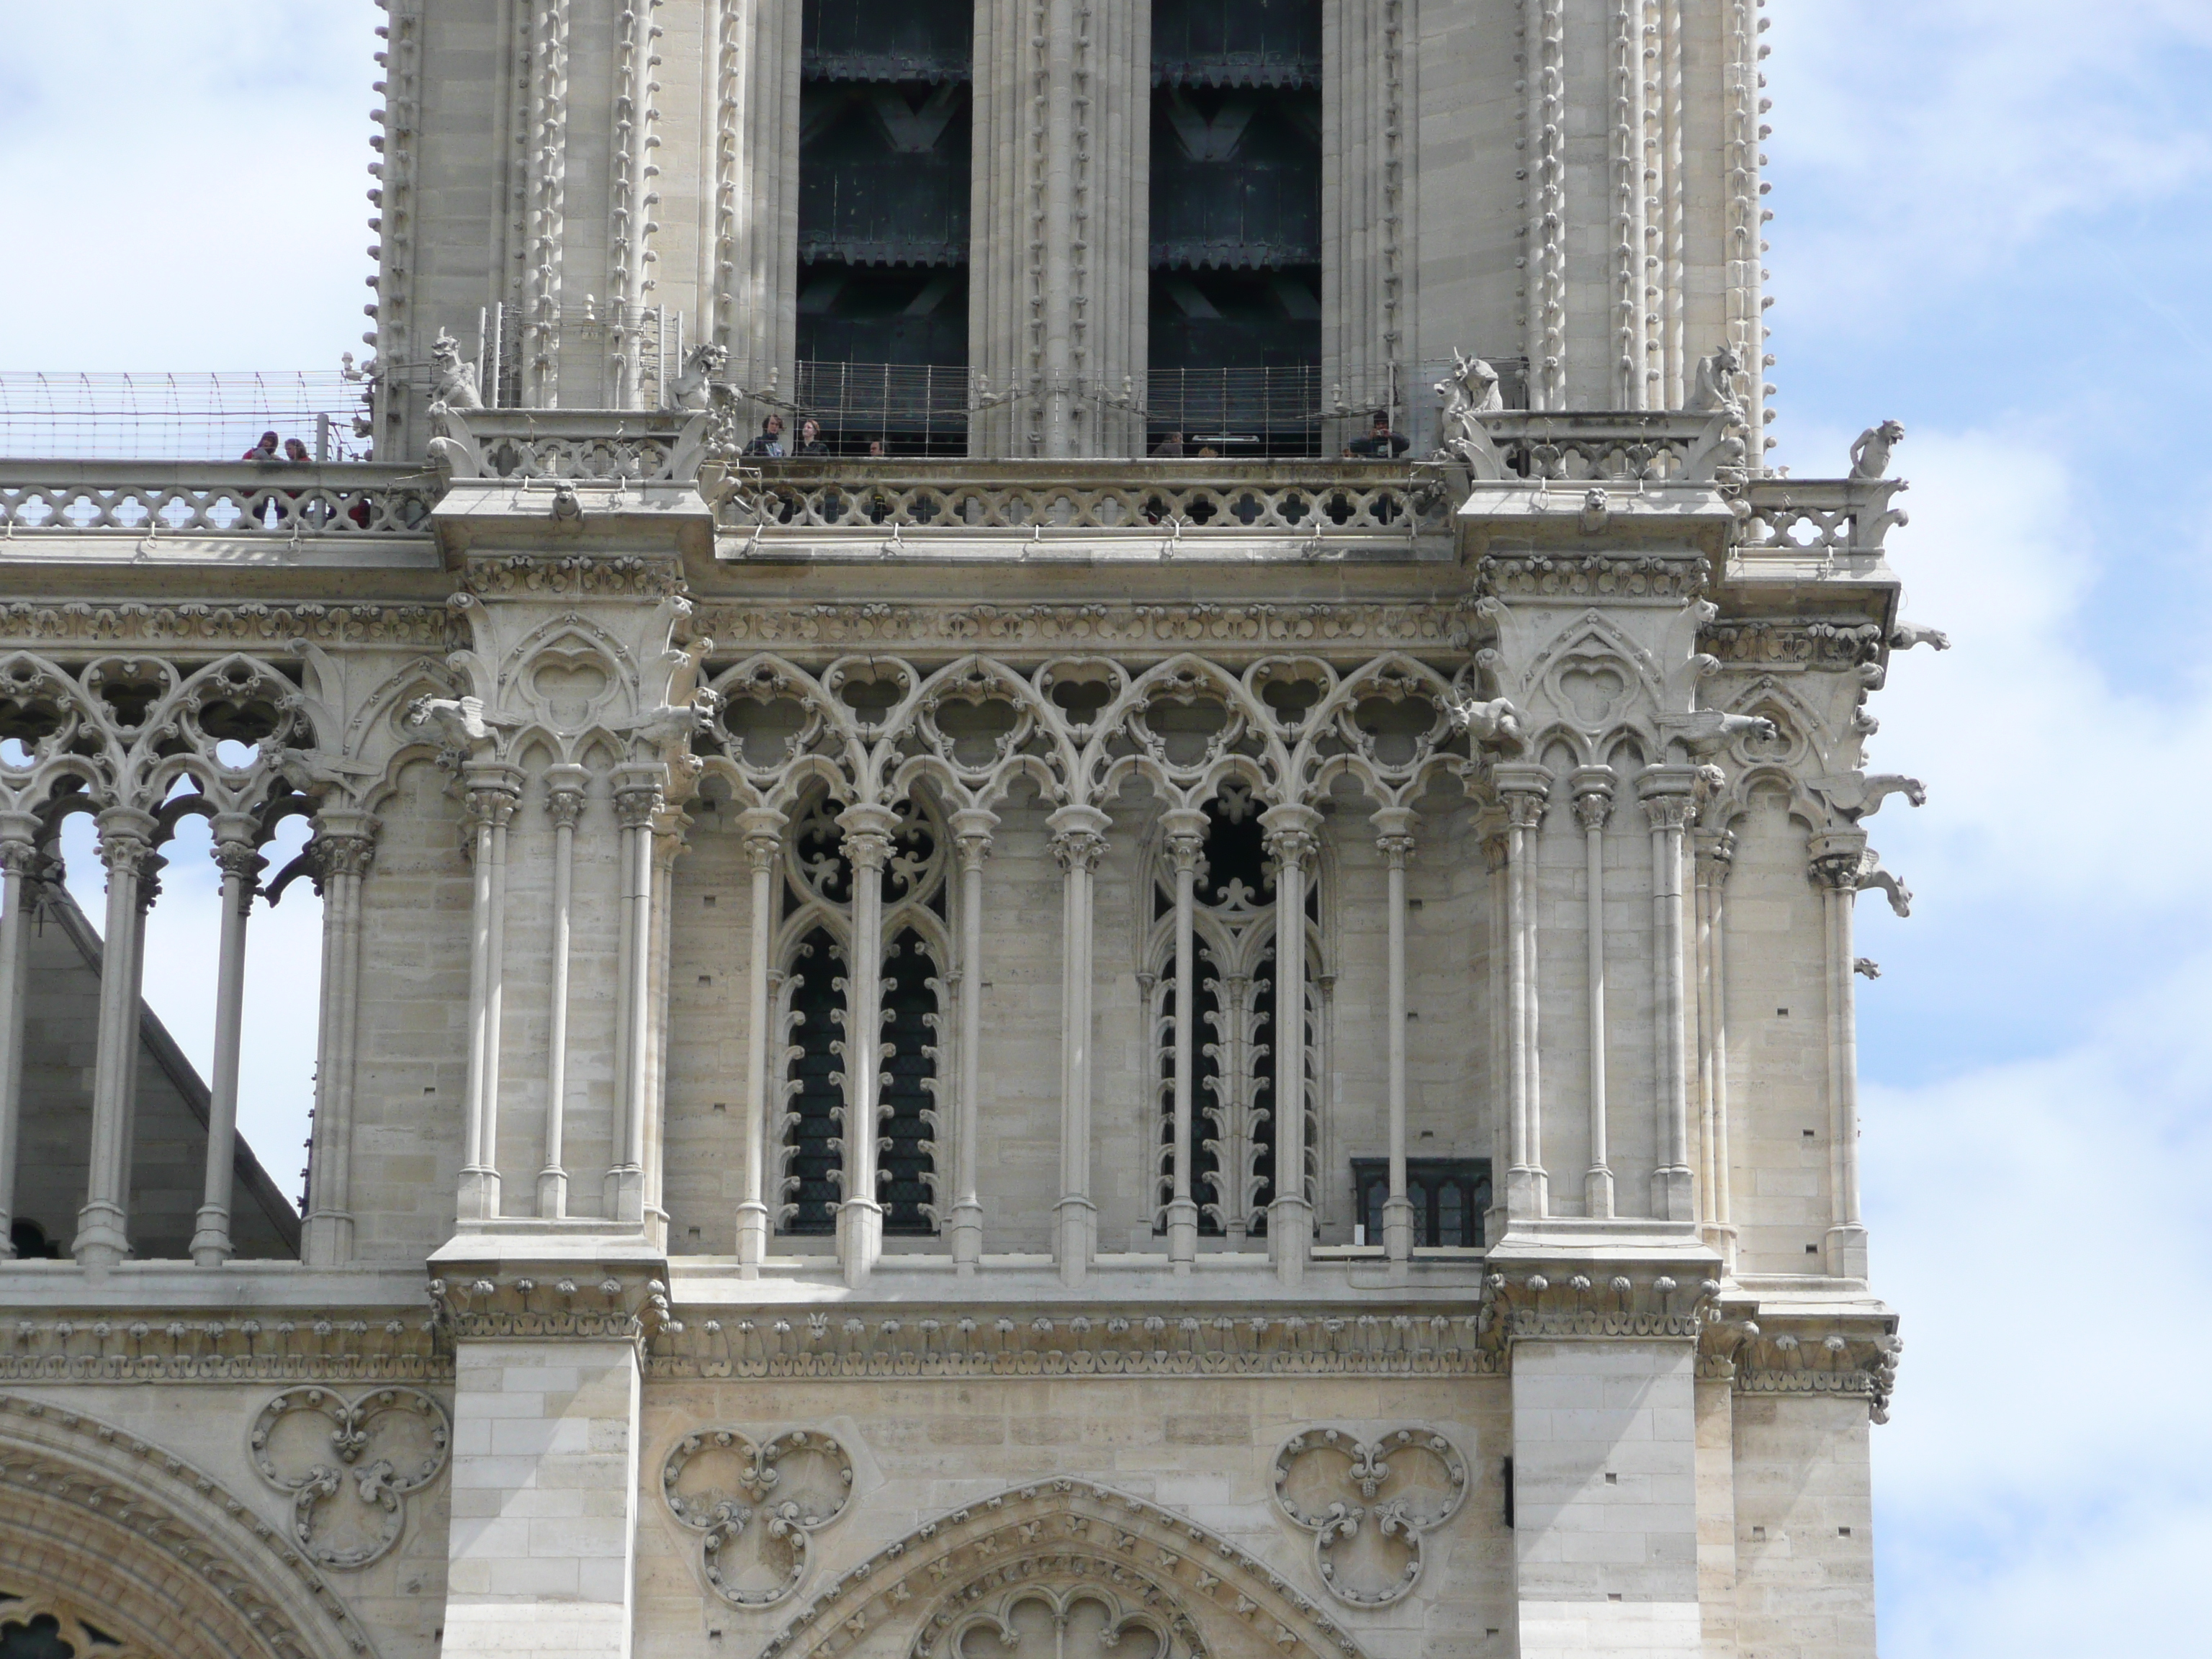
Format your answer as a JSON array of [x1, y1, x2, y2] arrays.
[[1351, 1158, 1493, 1248]]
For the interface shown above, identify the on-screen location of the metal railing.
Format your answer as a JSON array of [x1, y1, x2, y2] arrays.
[[0, 372, 373, 462]]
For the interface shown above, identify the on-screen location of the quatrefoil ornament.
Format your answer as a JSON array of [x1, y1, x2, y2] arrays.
[[248, 1386, 451, 1569], [663, 1428, 854, 1606], [1272, 1426, 1467, 1607]]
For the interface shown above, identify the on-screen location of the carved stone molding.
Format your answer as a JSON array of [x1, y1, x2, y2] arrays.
[[662, 1428, 855, 1606], [0, 1589, 154, 1659], [1699, 1318, 1902, 1424], [0, 1313, 449, 1384], [691, 601, 1478, 661], [248, 1387, 451, 1570], [0, 600, 455, 652], [1699, 620, 1882, 670], [1476, 552, 1708, 601], [763, 1480, 1367, 1659], [462, 553, 686, 597], [642, 1310, 1500, 1380], [936, 1581, 1194, 1659], [1272, 1428, 1467, 1608], [0, 1393, 376, 1659], [1481, 1270, 1721, 1341], [427, 1269, 672, 1346]]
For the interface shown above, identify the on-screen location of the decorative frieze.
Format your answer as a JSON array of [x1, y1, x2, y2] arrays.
[[1482, 1269, 1720, 1341], [1700, 618, 1882, 668], [0, 1313, 448, 1383], [642, 1309, 1501, 1380], [462, 552, 686, 597], [428, 1269, 672, 1345], [0, 600, 454, 650], [692, 601, 1476, 659], [1476, 550, 1708, 601]]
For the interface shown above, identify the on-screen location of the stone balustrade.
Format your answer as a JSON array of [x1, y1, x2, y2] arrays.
[[0, 462, 439, 539]]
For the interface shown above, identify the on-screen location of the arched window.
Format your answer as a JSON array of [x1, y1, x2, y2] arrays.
[[776, 790, 946, 1235], [1148, 783, 1320, 1240]]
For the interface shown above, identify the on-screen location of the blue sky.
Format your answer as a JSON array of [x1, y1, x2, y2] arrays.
[[4, 3, 2211, 1653]]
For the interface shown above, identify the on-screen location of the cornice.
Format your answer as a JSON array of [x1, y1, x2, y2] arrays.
[[0, 1310, 449, 1384], [689, 600, 1479, 661], [642, 1308, 1502, 1379]]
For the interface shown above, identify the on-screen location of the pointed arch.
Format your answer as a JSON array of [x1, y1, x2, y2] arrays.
[[763, 1480, 1364, 1659], [0, 1395, 377, 1659]]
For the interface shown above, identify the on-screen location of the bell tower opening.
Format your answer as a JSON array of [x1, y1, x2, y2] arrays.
[[1147, 0, 1322, 456], [797, 0, 974, 454]]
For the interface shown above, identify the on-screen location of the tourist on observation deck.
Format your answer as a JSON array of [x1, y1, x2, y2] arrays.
[[742, 414, 786, 458], [1346, 411, 1408, 459]]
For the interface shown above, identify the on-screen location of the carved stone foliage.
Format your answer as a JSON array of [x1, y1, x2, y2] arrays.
[[943, 1585, 1188, 1659], [0, 1311, 447, 1383], [1482, 1269, 1721, 1341], [765, 1481, 1364, 1659], [693, 603, 1475, 662], [1700, 1317, 1904, 1425], [662, 1428, 855, 1607], [0, 601, 456, 652], [642, 1308, 1499, 1380], [1272, 1429, 1466, 1608], [428, 1270, 672, 1346], [248, 1385, 451, 1570]]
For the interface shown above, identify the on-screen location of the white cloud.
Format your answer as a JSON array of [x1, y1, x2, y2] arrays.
[[0, 1, 382, 369], [1766, 0, 2212, 321], [1833, 423, 2212, 1655]]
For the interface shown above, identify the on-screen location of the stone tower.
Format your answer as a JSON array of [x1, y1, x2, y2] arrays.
[[0, 4, 1917, 1659]]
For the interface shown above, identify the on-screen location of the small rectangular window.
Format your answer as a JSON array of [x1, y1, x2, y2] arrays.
[[1349, 1158, 1492, 1247]]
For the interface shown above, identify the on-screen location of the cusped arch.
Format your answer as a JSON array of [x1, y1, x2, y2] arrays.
[[763, 1480, 1366, 1659], [0, 1394, 378, 1659]]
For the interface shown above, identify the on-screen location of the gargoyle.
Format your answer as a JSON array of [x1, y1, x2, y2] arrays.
[[667, 342, 728, 412], [1850, 419, 1905, 480], [1445, 693, 1525, 749], [1890, 621, 1950, 652], [1856, 858, 1912, 917], [1432, 351, 1508, 480], [429, 328, 485, 412], [1661, 709, 1778, 755], [425, 401, 485, 482], [1854, 958, 1881, 979], [1686, 344, 1744, 416], [407, 693, 518, 754], [1809, 771, 1926, 820]]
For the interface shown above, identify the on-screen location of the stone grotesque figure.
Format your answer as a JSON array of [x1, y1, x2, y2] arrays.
[[1686, 344, 1743, 415], [1432, 351, 1507, 476], [429, 328, 485, 411], [668, 343, 729, 412], [1850, 419, 1907, 480]]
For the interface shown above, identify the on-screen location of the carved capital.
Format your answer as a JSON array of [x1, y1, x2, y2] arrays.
[[94, 809, 158, 879], [544, 762, 589, 830], [1569, 765, 1617, 833], [1051, 830, 1108, 875], [948, 806, 999, 871], [211, 840, 268, 889], [1260, 803, 1323, 873], [1808, 829, 1870, 894], [310, 832, 378, 884], [1369, 805, 1417, 866], [613, 786, 664, 832], [1637, 768, 1701, 834], [1694, 829, 1737, 884], [0, 835, 42, 878], [742, 836, 781, 876]]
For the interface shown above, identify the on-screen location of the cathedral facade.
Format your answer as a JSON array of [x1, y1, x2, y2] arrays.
[[0, 4, 1920, 1658]]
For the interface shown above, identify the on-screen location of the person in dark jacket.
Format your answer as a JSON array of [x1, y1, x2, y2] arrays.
[[1345, 411, 1409, 458], [742, 415, 786, 458]]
